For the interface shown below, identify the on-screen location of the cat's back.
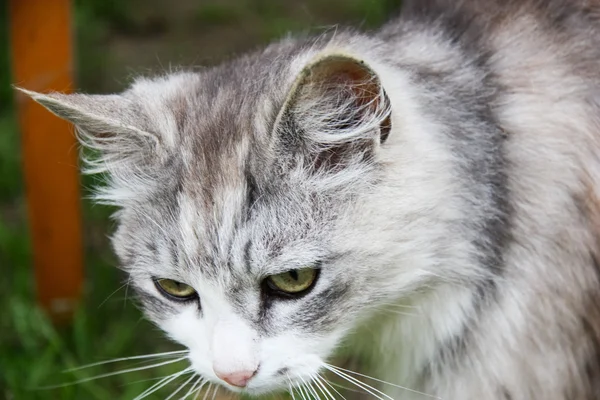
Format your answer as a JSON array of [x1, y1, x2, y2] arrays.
[[381, 0, 600, 169], [380, 0, 600, 177], [397, 0, 600, 30], [375, 3, 600, 399], [384, 0, 600, 79]]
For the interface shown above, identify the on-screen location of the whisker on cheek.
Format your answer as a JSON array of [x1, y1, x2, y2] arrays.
[[190, 377, 208, 400], [324, 367, 391, 400], [316, 374, 342, 400], [298, 374, 320, 400], [324, 364, 441, 399], [38, 356, 189, 390], [201, 382, 214, 400], [318, 375, 349, 400], [133, 366, 194, 400], [210, 383, 220, 400], [312, 374, 335, 400], [165, 372, 198, 400], [307, 377, 322, 400], [64, 349, 189, 372], [287, 378, 297, 400]]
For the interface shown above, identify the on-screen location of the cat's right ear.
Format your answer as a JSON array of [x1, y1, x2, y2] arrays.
[[273, 53, 392, 175], [15, 87, 160, 171]]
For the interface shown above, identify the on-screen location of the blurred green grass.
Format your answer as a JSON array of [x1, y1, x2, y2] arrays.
[[0, 1, 400, 399]]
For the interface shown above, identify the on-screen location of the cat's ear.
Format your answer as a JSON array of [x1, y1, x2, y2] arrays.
[[15, 88, 154, 139], [279, 53, 391, 172], [16, 87, 165, 204], [15, 87, 160, 171]]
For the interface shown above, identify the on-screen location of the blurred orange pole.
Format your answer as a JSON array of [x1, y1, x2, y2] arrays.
[[9, 0, 83, 323]]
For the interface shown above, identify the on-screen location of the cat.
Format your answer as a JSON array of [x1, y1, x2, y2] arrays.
[[18, 0, 600, 399]]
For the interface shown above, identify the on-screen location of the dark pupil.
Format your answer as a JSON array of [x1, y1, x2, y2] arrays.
[[289, 269, 299, 281]]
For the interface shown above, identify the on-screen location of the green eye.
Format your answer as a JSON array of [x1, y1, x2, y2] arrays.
[[155, 279, 197, 300], [266, 268, 318, 295]]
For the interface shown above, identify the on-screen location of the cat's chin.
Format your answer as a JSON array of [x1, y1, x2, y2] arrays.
[[218, 382, 286, 397]]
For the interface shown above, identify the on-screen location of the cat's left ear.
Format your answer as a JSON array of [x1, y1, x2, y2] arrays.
[[277, 53, 391, 171], [14, 87, 155, 142], [14, 87, 162, 174]]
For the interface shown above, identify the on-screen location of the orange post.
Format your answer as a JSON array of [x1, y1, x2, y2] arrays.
[[10, 0, 83, 323]]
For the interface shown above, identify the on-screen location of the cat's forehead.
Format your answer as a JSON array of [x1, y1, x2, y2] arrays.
[[126, 64, 288, 209], [172, 175, 326, 279], [120, 37, 358, 281]]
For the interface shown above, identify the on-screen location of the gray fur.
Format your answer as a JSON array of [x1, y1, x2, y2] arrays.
[[18, 0, 600, 398]]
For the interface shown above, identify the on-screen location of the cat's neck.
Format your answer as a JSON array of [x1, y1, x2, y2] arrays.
[[342, 284, 477, 396]]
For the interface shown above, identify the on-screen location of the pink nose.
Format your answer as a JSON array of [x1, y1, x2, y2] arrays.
[[214, 369, 256, 388]]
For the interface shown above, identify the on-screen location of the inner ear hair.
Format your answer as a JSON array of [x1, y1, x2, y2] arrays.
[[292, 53, 392, 145]]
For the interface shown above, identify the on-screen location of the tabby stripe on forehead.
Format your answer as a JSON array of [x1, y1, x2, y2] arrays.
[[592, 253, 600, 282], [244, 162, 259, 216], [169, 239, 179, 267], [244, 240, 253, 273]]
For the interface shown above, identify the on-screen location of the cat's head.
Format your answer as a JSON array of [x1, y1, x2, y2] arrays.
[[20, 37, 464, 395]]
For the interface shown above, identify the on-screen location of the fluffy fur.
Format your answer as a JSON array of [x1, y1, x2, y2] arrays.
[[20, 0, 600, 399]]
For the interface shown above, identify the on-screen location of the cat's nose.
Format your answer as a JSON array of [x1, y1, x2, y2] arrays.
[[214, 368, 257, 388]]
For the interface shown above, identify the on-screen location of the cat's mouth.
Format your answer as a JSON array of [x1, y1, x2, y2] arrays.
[[214, 371, 298, 396], [218, 380, 282, 396]]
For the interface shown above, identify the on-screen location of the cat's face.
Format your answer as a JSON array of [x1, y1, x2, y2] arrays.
[[103, 50, 393, 394], [21, 39, 459, 395], [113, 182, 356, 394]]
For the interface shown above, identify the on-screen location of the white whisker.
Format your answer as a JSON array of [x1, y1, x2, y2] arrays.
[[299, 375, 320, 400], [324, 366, 391, 400], [123, 372, 178, 387], [326, 364, 441, 399], [97, 282, 128, 309], [313, 374, 336, 400], [123, 275, 132, 309], [135, 373, 178, 400], [134, 373, 177, 400], [113, 356, 189, 376], [134, 367, 193, 400], [191, 379, 208, 400], [302, 384, 313, 400], [323, 379, 363, 395], [288, 379, 298, 400], [297, 380, 310, 400], [288, 373, 308, 400], [165, 373, 197, 400], [64, 350, 188, 372], [293, 386, 302, 400], [181, 376, 204, 400], [319, 375, 350, 399], [210, 383, 219, 400], [41, 357, 188, 389], [201, 383, 214, 400], [307, 377, 323, 400]]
